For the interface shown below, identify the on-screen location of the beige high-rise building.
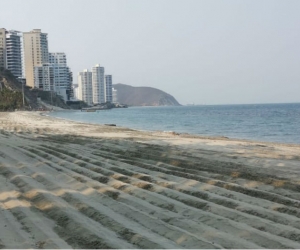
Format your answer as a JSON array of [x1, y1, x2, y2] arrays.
[[23, 29, 49, 88], [0, 28, 7, 69]]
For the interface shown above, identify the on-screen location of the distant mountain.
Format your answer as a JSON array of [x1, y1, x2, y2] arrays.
[[113, 83, 181, 106]]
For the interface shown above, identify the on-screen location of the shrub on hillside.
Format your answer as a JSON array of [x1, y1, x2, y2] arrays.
[[0, 88, 24, 111]]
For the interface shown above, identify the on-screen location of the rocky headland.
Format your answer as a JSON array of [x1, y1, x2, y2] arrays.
[[113, 83, 181, 106]]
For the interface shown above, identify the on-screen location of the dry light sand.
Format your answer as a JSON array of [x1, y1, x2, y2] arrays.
[[1, 111, 300, 249]]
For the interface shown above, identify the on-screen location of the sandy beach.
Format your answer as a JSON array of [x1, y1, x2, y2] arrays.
[[1, 111, 300, 249]]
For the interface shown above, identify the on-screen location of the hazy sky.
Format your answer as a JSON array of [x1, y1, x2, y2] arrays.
[[1, 0, 300, 104]]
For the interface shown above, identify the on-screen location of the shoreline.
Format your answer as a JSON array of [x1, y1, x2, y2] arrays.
[[1, 111, 300, 248], [46, 110, 300, 147], [1, 111, 300, 160]]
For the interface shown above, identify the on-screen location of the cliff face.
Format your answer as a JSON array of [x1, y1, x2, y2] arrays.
[[113, 83, 181, 106]]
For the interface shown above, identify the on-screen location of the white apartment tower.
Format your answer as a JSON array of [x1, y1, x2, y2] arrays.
[[78, 69, 93, 106], [105, 75, 113, 103], [34, 63, 54, 90], [23, 29, 49, 88], [0, 28, 7, 69], [49, 52, 73, 100], [112, 88, 118, 103], [5, 30, 23, 78], [49, 52, 66, 65], [49, 53, 67, 91], [92, 64, 105, 104]]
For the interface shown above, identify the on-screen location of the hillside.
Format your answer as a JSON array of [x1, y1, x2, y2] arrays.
[[0, 68, 70, 111], [0, 68, 28, 111], [113, 83, 180, 106], [0, 87, 24, 111]]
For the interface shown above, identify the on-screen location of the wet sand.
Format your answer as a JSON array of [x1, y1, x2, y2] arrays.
[[1, 111, 300, 249]]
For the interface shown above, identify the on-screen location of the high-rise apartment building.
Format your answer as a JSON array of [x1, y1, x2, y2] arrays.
[[72, 84, 79, 100], [78, 69, 93, 105], [77, 65, 113, 105], [23, 29, 49, 88], [5, 30, 23, 78], [67, 68, 73, 100], [34, 63, 54, 90], [105, 75, 113, 103], [0, 28, 7, 69], [49, 52, 73, 99], [49, 52, 66, 65], [92, 64, 105, 104], [112, 88, 118, 103]]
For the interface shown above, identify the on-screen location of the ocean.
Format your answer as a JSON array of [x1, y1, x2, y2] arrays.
[[49, 103, 300, 144]]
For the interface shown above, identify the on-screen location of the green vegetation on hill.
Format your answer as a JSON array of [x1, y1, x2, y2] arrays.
[[0, 67, 26, 111], [0, 87, 24, 111], [0, 67, 76, 111]]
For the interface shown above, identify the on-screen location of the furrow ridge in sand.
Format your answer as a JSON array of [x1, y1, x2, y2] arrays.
[[1, 149, 222, 248], [23, 145, 297, 238], [47, 145, 300, 228], [1, 146, 276, 248], [0, 161, 135, 249], [14, 145, 300, 246]]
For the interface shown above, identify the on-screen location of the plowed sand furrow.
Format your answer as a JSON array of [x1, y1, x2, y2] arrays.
[[2, 158, 191, 249], [117, 163, 300, 218], [115, 156, 300, 208], [11, 146, 284, 248], [0, 174, 36, 249], [28, 144, 300, 238], [17, 145, 300, 247], [60, 192, 217, 249], [61, 146, 300, 229], [4, 148, 223, 248], [14, 146, 226, 248], [65, 145, 292, 211], [72, 150, 300, 244], [24, 167, 199, 248], [0, 159, 135, 249], [92, 143, 298, 182], [121, 159, 300, 225], [106, 166, 300, 240], [0, 172, 72, 249], [72, 144, 300, 201], [109, 164, 300, 215], [91, 144, 300, 199]]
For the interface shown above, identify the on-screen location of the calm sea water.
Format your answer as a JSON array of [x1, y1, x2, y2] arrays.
[[49, 103, 300, 144]]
